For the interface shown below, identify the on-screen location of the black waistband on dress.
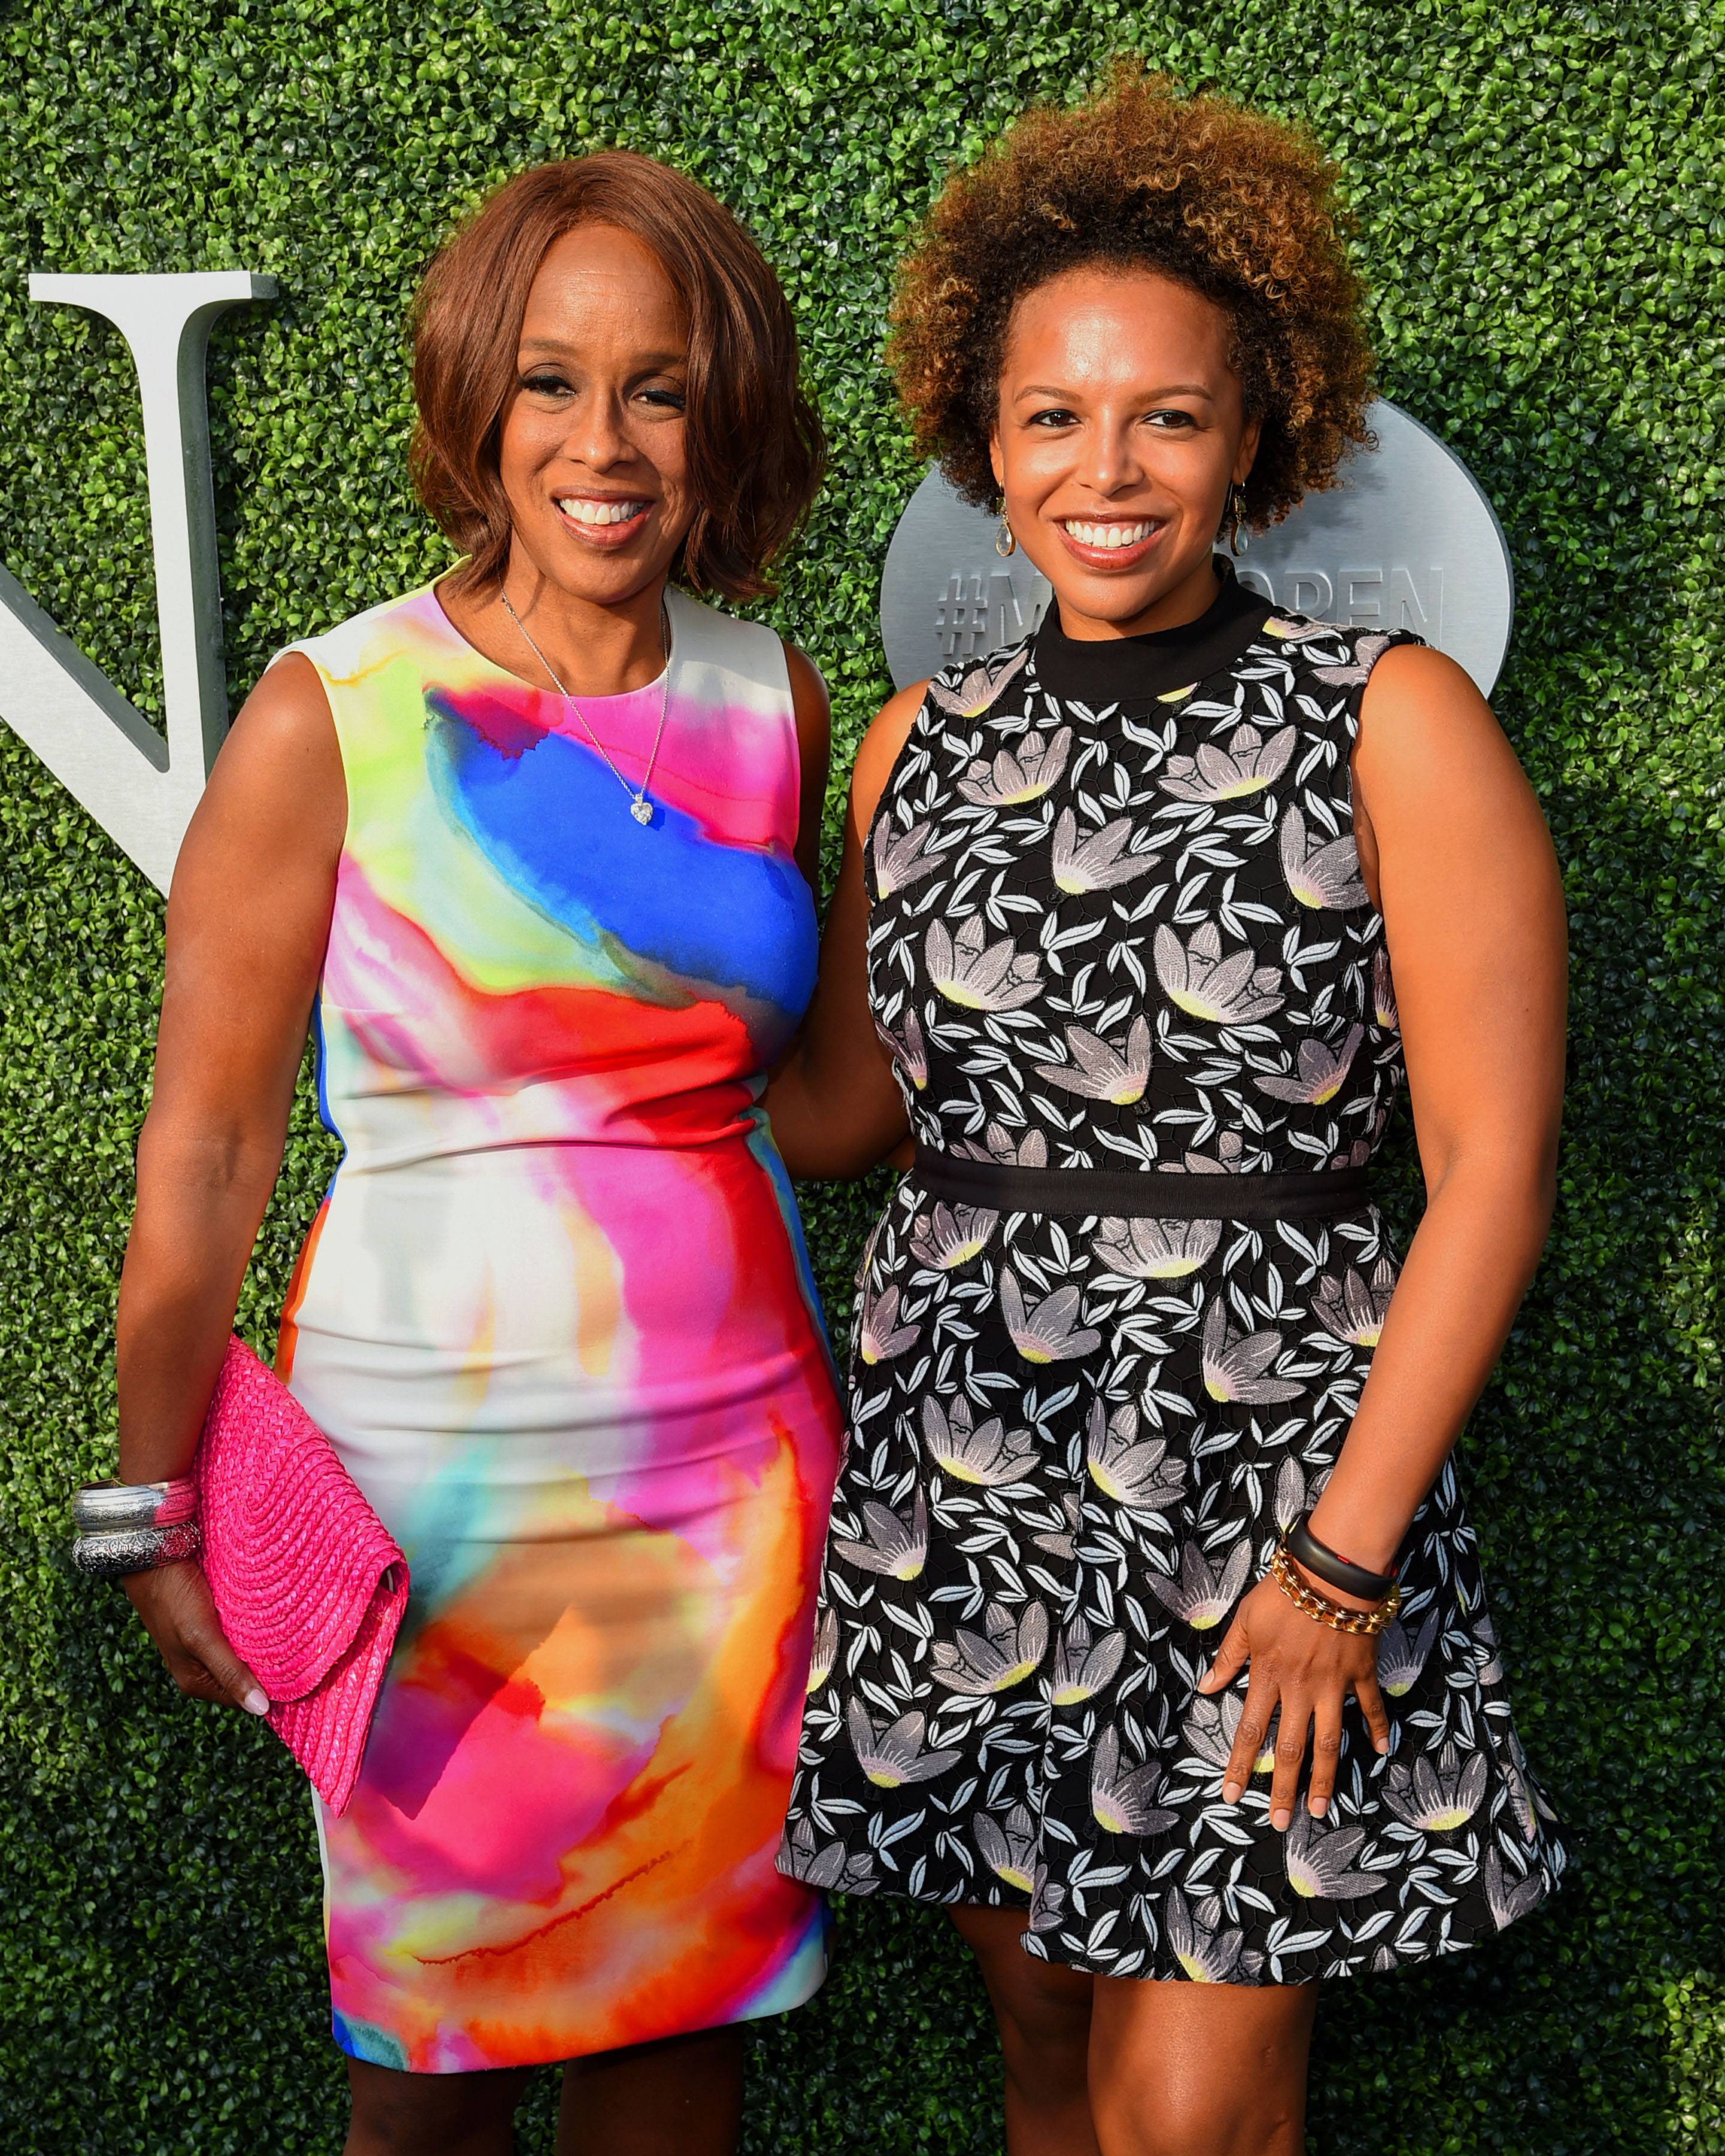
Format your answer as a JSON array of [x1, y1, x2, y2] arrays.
[[910, 1143, 1374, 1222]]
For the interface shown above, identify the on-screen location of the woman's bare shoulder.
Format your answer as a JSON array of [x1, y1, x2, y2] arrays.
[[848, 679, 929, 842], [168, 654, 346, 909]]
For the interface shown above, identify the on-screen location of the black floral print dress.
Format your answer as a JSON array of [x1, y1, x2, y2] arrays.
[[777, 564, 1566, 1984]]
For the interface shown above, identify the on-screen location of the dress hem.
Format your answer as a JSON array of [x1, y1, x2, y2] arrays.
[[776, 1852, 1564, 1987], [329, 1945, 834, 2074]]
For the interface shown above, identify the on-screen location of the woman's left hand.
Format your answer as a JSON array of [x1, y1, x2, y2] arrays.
[[1196, 1570, 1391, 1829]]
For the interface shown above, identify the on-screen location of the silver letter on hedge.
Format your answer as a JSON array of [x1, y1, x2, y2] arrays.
[[0, 272, 276, 892]]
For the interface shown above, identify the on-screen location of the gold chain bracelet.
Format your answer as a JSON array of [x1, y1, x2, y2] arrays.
[[1269, 1545, 1402, 1636]]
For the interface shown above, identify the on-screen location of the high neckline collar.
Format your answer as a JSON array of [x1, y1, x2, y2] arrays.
[[1030, 557, 1273, 710]]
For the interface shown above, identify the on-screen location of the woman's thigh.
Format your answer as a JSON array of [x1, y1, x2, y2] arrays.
[[951, 1907, 1099, 2156], [951, 1905, 1095, 2042], [1087, 1977, 1317, 2156]]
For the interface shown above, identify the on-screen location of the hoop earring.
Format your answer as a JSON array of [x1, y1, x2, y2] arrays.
[[995, 514, 1016, 559], [1228, 483, 1249, 556]]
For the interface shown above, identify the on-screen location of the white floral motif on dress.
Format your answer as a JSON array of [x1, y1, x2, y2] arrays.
[[779, 615, 1566, 1984]]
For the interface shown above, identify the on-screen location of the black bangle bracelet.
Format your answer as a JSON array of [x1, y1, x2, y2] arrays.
[[1283, 1516, 1397, 1603]]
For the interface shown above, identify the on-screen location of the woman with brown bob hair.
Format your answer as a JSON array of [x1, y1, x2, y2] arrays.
[[111, 150, 842, 2154], [771, 64, 1567, 2155]]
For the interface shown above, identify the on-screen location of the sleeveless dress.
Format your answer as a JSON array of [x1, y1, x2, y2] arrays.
[[274, 580, 842, 2072], [777, 567, 1566, 1985]]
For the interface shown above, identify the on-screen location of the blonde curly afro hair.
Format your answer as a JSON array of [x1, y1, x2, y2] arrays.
[[887, 62, 1375, 529]]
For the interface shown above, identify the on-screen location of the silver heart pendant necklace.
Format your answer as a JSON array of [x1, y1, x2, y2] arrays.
[[500, 589, 671, 828]]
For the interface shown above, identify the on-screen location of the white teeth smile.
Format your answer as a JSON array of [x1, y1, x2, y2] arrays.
[[556, 498, 648, 526], [1064, 520, 1156, 549]]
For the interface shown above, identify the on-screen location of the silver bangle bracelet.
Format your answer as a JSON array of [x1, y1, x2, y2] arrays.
[[73, 1477, 198, 1533], [72, 1518, 202, 1580]]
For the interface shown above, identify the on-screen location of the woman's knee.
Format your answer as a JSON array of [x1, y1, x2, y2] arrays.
[[1000, 1951, 1094, 2054], [345, 2059, 525, 2156], [1088, 1978, 1312, 2156], [1092, 2082, 1302, 2156], [952, 1908, 1093, 2058]]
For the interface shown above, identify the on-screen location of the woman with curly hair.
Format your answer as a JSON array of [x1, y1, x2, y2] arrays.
[[770, 65, 1567, 2155]]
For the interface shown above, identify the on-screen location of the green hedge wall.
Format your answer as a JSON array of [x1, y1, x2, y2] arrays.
[[2, 2, 1721, 2149]]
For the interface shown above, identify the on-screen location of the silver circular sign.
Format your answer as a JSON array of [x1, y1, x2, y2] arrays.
[[879, 398, 1514, 697]]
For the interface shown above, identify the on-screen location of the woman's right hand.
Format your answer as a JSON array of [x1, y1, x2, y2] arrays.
[[123, 1561, 270, 1715]]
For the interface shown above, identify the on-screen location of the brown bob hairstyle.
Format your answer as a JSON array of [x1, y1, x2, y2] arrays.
[[410, 151, 824, 602]]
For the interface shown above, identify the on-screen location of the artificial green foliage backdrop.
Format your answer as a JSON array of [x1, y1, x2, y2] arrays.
[[1, 2, 1721, 2149]]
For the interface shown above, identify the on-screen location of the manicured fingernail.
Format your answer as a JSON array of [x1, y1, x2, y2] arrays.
[[1222, 1781, 1241, 1805], [1309, 1798, 1328, 1818], [243, 1688, 270, 1716], [1375, 1736, 1389, 1754], [1272, 1808, 1291, 1832]]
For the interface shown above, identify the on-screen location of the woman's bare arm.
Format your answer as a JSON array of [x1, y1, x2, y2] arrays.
[[114, 652, 345, 1709], [1203, 643, 1567, 1832], [765, 680, 925, 1179], [1305, 643, 1567, 1570], [784, 643, 833, 892]]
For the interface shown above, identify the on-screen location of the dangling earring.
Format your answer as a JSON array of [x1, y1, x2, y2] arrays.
[[1228, 483, 1248, 556], [995, 514, 1016, 558]]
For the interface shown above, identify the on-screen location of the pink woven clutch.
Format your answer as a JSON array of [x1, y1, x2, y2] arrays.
[[194, 1337, 409, 1815]]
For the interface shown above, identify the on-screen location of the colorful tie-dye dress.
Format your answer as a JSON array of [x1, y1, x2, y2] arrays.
[[272, 580, 842, 2074]]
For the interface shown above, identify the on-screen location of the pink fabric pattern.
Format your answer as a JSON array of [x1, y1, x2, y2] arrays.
[[267, 583, 840, 2072], [195, 1337, 409, 1814]]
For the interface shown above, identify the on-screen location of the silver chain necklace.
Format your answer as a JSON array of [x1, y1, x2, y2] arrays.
[[499, 590, 671, 827]]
